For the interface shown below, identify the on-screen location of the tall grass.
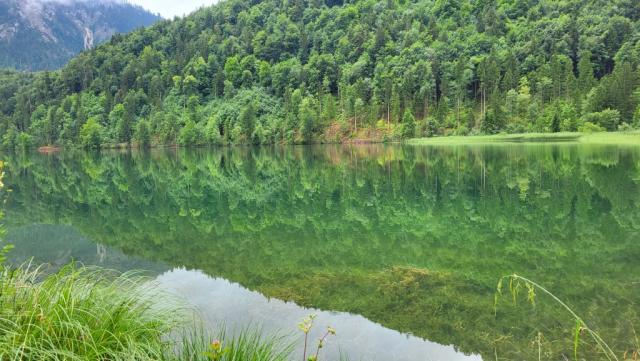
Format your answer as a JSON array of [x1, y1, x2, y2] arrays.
[[0, 263, 293, 361], [0, 264, 182, 360], [173, 327, 293, 361]]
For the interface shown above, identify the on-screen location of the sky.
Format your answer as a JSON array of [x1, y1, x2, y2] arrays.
[[127, 0, 218, 19]]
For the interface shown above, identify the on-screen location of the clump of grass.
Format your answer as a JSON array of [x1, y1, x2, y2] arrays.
[[0, 263, 295, 361], [174, 327, 293, 361], [0, 263, 184, 360], [495, 274, 620, 361]]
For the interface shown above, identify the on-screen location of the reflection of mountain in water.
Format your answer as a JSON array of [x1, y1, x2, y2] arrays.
[[5, 224, 166, 274], [2, 145, 639, 360]]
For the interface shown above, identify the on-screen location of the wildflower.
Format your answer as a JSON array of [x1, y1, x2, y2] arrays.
[[298, 314, 317, 334], [205, 339, 228, 361], [210, 339, 222, 352]]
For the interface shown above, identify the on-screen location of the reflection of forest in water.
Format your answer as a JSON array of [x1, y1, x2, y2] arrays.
[[2, 144, 639, 360]]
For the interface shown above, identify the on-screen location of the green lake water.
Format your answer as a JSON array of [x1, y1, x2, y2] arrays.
[[1, 144, 639, 360]]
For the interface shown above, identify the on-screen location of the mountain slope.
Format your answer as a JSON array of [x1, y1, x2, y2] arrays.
[[0, 0, 639, 148], [0, 0, 160, 71]]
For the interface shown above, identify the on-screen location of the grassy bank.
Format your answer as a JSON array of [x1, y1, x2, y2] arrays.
[[0, 263, 292, 361], [408, 131, 640, 145]]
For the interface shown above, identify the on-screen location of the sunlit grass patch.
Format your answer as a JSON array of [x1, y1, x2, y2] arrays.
[[409, 131, 640, 145]]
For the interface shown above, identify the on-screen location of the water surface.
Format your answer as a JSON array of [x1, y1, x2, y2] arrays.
[[2, 144, 639, 360]]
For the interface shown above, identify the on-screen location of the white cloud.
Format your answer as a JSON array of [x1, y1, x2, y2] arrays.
[[30, 0, 219, 19], [125, 0, 219, 18]]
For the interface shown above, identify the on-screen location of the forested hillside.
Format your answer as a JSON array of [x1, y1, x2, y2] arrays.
[[0, 0, 160, 71], [1, 0, 640, 148]]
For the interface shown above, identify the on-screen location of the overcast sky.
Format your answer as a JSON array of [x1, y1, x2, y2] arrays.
[[127, 0, 218, 18]]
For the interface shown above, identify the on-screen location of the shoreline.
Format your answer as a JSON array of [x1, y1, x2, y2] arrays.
[[27, 131, 640, 154], [408, 131, 640, 146]]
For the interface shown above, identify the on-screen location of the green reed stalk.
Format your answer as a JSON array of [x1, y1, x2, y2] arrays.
[[496, 274, 619, 361]]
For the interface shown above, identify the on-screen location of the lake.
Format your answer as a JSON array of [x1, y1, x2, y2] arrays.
[[2, 144, 639, 360]]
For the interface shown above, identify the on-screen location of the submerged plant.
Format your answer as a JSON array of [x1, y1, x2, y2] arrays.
[[495, 274, 619, 361]]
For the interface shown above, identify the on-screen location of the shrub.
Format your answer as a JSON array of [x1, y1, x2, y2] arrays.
[[79, 117, 103, 149], [205, 116, 223, 145], [582, 109, 620, 131], [618, 122, 634, 132], [178, 119, 205, 146], [452, 125, 470, 136], [135, 119, 152, 148], [422, 117, 438, 137], [16, 132, 32, 149], [397, 110, 416, 139], [633, 106, 640, 128], [578, 121, 606, 133], [1, 126, 17, 149]]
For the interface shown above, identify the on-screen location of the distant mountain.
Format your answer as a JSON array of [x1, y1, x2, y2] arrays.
[[0, 0, 160, 71]]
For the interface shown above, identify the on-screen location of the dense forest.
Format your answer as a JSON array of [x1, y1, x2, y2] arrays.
[[1, 0, 640, 148]]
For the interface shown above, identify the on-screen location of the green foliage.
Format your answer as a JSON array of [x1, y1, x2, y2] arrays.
[[205, 116, 224, 145], [16, 132, 32, 150], [633, 106, 640, 128], [0, 263, 293, 361], [578, 122, 607, 133], [178, 119, 205, 146], [239, 103, 256, 143], [583, 109, 621, 131], [397, 109, 416, 139], [0, 161, 9, 269], [0, 264, 181, 360], [79, 118, 103, 149], [176, 328, 292, 361], [135, 119, 152, 148], [299, 97, 317, 143], [1, 0, 639, 146]]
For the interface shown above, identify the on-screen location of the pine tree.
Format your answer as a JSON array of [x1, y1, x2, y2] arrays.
[[239, 102, 256, 140], [577, 51, 596, 95]]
